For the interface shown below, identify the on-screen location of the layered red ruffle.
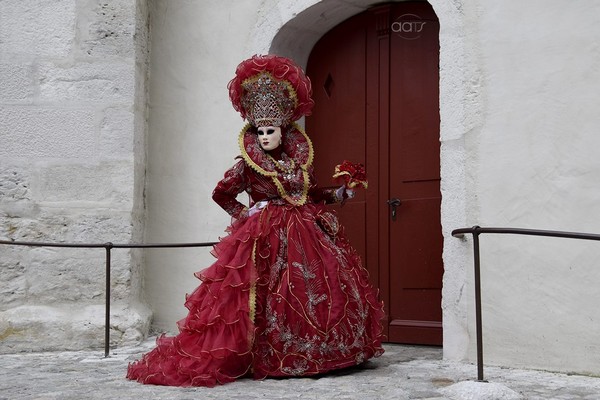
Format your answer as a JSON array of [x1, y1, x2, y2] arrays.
[[126, 202, 384, 387]]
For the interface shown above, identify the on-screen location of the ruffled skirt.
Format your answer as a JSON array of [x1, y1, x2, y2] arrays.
[[126, 203, 384, 386]]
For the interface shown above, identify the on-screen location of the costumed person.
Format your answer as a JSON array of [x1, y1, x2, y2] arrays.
[[126, 54, 384, 387]]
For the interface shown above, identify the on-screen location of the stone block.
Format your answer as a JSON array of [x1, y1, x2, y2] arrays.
[[0, 212, 68, 242], [0, 210, 132, 244], [107, 251, 134, 301], [33, 161, 134, 207], [0, 209, 135, 306], [0, 0, 76, 58], [100, 107, 134, 157], [26, 247, 105, 303], [0, 303, 152, 353], [66, 212, 133, 244], [38, 61, 135, 103], [0, 63, 34, 102], [441, 381, 523, 400], [0, 106, 96, 159], [110, 302, 153, 345], [0, 165, 31, 202], [79, 0, 136, 58], [0, 247, 28, 309]]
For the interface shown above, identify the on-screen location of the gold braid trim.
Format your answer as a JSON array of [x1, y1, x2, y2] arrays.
[[271, 169, 310, 206], [238, 122, 277, 177], [241, 72, 299, 109], [249, 239, 258, 324], [277, 122, 313, 206], [292, 122, 314, 169]]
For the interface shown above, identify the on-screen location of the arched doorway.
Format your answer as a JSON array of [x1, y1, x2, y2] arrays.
[[306, 1, 442, 345]]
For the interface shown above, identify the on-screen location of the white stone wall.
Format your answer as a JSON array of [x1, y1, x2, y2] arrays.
[[0, 0, 151, 352], [143, 0, 261, 332]]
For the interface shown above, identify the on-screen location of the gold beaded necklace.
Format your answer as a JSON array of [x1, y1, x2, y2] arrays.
[[266, 152, 296, 180]]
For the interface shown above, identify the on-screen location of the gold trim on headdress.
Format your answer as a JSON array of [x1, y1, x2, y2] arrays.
[[241, 72, 299, 127], [229, 55, 314, 127]]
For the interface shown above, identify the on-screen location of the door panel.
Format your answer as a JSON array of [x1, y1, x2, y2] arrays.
[[388, 3, 442, 344], [307, 16, 371, 275], [307, 1, 442, 345]]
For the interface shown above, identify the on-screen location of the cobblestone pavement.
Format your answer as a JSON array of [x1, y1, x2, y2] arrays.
[[1, 338, 600, 399]]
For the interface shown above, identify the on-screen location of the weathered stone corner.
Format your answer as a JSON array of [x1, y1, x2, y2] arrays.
[[0, 303, 152, 354]]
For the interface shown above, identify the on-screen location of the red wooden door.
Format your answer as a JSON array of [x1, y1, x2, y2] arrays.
[[307, 1, 442, 345]]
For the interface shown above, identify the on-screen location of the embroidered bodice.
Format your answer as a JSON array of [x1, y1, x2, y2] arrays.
[[212, 124, 338, 218]]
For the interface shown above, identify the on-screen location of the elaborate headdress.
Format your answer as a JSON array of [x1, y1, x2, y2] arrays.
[[228, 55, 314, 127]]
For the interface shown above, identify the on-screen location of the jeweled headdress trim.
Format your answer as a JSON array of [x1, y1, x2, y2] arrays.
[[229, 55, 314, 127], [240, 72, 298, 127]]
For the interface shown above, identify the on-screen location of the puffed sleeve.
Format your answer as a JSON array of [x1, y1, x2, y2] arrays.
[[212, 159, 250, 219]]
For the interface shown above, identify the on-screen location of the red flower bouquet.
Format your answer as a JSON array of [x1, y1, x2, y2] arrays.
[[332, 161, 368, 189]]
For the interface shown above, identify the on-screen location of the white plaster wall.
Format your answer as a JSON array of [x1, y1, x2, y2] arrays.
[[469, 1, 600, 375], [145, 0, 600, 376], [144, 0, 261, 332], [0, 0, 151, 352]]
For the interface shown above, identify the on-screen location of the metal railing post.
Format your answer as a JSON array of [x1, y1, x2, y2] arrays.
[[104, 242, 113, 358], [471, 227, 485, 381], [451, 225, 600, 381]]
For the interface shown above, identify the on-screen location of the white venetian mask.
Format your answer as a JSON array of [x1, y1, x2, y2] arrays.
[[257, 126, 282, 151]]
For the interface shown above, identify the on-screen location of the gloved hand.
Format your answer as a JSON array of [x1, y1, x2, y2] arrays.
[[247, 200, 268, 217], [336, 186, 355, 202]]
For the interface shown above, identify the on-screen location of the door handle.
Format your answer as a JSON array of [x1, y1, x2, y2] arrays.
[[387, 198, 402, 221]]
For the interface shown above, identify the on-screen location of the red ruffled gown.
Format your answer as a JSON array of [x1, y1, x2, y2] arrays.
[[126, 124, 384, 386]]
